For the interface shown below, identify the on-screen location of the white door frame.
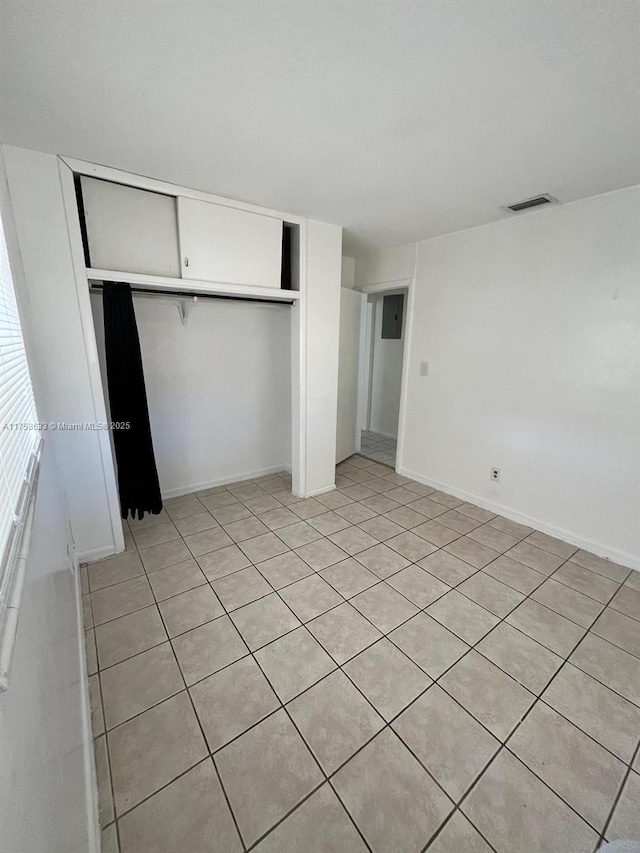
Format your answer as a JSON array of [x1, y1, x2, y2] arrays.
[[57, 155, 314, 557], [357, 277, 414, 470]]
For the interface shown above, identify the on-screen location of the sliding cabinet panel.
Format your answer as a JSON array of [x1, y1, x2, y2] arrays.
[[80, 177, 180, 277], [177, 197, 283, 288]]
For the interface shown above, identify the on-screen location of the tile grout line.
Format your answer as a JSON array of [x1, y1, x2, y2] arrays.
[[89, 536, 637, 735], [594, 736, 640, 851], [84, 461, 639, 851], [90, 506, 638, 743], [122, 570, 248, 852], [105, 526, 635, 789], [425, 561, 637, 850], [116, 511, 457, 848], [92, 516, 640, 718]]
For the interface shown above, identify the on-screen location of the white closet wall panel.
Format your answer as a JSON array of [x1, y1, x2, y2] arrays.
[[177, 197, 283, 287], [90, 294, 291, 496], [336, 288, 364, 462], [81, 177, 180, 276], [304, 219, 342, 494], [3, 149, 121, 558]]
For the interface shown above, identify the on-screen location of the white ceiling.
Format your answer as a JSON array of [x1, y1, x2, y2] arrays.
[[1, 0, 639, 253]]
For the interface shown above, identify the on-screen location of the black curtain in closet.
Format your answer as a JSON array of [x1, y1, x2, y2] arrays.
[[102, 281, 162, 520]]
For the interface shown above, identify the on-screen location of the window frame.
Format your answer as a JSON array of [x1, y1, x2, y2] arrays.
[[0, 205, 42, 692]]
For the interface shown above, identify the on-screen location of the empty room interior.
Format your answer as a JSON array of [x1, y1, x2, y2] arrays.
[[1, 2, 639, 852]]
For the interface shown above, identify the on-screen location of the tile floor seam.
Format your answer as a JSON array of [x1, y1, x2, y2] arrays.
[[91, 537, 636, 742], [368, 547, 634, 802], [607, 601, 640, 625], [543, 589, 640, 708], [129, 584, 247, 852], [235, 571, 522, 844], [588, 617, 640, 660], [239, 701, 374, 853], [548, 569, 628, 605], [206, 588, 377, 852], [87, 461, 639, 853], [90, 554, 632, 713], [176, 580, 329, 850], [428, 569, 639, 845], [220, 566, 469, 838], [416, 783, 501, 853], [534, 692, 640, 767], [432, 554, 637, 744], [501, 743, 625, 839], [96, 668, 120, 849], [594, 737, 640, 851]]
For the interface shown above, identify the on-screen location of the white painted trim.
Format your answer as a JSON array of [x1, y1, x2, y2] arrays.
[[291, 222, 309, 498], [355, 292, 368, 454], [57, 158, 124, 556], [60, 156, 306, 226], [396, 245, 419, 473], [360, 300, 375, 432], [397, 465, 640, 571], [357, 277, 413, 295], [78, 544, 122, 564], [305, 484, 336, 498], [73, 547, 101, 853], [160, 464, 290, 500], [356, 259, 416, 470], [87, 268, 299, 303]]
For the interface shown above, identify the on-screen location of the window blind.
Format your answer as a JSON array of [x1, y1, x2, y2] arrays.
[[0, 209, 41, 690]]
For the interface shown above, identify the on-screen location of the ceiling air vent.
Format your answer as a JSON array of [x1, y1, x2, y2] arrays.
[[506, 194, 558, 213]]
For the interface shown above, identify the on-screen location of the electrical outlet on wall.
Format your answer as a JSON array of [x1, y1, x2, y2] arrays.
[[420, 362, 429, 376], [490, 467, 501, 482]]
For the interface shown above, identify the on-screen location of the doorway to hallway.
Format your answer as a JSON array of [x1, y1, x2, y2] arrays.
[[360, 429, 397, 467], [359, 288, 407, 470]]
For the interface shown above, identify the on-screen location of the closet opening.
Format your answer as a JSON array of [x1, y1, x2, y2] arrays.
[[89, 283, 293, 522], [68, 163, 301, 545]]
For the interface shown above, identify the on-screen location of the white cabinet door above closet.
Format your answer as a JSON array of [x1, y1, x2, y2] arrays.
[[177, 197, 283, 288], [80, 177, 181, 277]]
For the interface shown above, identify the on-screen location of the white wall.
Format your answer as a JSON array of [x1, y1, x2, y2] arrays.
[[0, 156, 95, 853], [400, 187, 640, 566], [91, 294, 291, 497], [336, 287, 364, 462], [0, 448, 94, 853], [341, 255, 355, 288], [369, 291, 406, 438], [3, 145, 120, 560], [355, 242, 416, 288], [303, 219, 342, 495]]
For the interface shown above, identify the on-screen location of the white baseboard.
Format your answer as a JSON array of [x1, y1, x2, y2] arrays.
[[305, 484, 337, 498], [78, 544, 121, 564], [161, 463, 289, 500], [72, 549, 101, 853], [397, 466, 640, 572], [367, 429, 397, 440]]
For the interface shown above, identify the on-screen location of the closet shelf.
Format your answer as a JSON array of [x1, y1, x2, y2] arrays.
[[85, 268, 298, 303]]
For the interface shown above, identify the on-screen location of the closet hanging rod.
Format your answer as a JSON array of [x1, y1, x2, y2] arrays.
[[88, 282, 294, 307]]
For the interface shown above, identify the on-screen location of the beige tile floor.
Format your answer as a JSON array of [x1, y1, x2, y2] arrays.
[[360, 430, 396, 467], [82, 458, 640, 853]]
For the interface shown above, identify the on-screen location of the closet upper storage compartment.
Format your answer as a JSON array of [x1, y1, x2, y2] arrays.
[[75, 173, 299, 300], [79, 177, 181, 277], [177, 197, 283, 289]]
